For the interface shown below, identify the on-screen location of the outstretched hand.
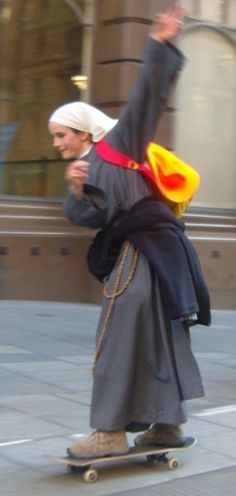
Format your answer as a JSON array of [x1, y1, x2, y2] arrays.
[[150, 3, 186, 42]]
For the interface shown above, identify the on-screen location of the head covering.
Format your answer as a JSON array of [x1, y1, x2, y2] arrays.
[[49, 102, 117, 142], [146, 143, 200, 203]]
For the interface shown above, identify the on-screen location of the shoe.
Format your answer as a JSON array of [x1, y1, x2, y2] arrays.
[[134, 423, 185, 448], [67, 430, 129, 459]]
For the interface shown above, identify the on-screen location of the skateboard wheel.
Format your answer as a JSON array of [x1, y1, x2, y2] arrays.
[[167, 457, 179, 470], [83, 468, 98, 483]]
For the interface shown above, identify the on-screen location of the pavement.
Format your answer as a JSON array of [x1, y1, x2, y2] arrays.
[[0, 300, 236, 495]]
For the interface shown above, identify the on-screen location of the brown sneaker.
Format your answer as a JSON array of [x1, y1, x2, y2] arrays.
[[67, 430, 129, 459], [134, 423, 185, 448]]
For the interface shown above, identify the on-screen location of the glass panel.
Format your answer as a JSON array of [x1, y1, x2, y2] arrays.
[[199, 0, 224, 23], [227, 0, 236, 27], [175, 27, 236, 209], [0, 0, 93, 197]]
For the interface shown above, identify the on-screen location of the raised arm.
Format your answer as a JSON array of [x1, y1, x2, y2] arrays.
[[106, 3, 186, 163]]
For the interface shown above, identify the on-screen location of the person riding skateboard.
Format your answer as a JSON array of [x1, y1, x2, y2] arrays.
[[48, 3, 210, 459]]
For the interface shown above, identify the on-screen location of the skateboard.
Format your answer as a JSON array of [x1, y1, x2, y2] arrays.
[[44, 436, 196, 483]]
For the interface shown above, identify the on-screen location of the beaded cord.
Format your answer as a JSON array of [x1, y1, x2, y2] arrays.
[[93, 241, 139, 374]]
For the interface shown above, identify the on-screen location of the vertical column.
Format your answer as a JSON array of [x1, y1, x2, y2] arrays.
[[80, 0, 94, 102], [90, 0, 177, 148]]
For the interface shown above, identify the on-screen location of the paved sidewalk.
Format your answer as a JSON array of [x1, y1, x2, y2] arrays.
[[110, 466, 236, 496], [0, 301, 236, 495]]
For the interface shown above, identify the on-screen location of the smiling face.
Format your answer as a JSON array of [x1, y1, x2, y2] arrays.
[[48, 122, 92, 159]]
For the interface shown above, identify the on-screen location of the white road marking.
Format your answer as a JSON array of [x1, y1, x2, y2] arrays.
[[195, 405, 236, 417], [0, 439, 32, 447]]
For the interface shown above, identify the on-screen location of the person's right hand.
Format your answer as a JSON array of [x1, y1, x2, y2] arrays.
[[65, 160, 90, 197], [150, 3, 186, 43]]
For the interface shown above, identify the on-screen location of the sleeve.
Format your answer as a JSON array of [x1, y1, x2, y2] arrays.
[[63, 184, 108, 229], [106, 38, 185, 164]]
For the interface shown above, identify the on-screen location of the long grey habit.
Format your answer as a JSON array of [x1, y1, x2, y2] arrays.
[[64, 38, 205, 431]]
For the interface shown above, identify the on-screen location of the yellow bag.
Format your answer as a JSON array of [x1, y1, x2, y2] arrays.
[[146, 143, 200, 217], [95, 140, 200, 217]]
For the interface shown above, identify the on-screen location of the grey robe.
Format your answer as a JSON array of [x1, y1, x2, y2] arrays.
[[64, 39, 204, 431]]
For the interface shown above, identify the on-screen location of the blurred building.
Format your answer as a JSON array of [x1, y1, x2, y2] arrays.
[[0, 0, 236, 307]]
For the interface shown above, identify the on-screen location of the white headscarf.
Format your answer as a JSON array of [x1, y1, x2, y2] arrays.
[[49, 101, 118, 142]]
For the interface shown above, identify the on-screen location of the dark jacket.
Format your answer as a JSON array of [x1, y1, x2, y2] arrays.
[[87, 197, 211, 326]]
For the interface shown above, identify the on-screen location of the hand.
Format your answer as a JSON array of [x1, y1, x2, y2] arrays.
[[150, 3, 186, 43], [65, 160, 89, 197]]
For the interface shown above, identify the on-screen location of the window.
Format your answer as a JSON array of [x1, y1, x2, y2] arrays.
[[199, 0, 224, 23], [0, 0, 93, 198], [226, 0, 236, 28], [175, 27, 236, 208]]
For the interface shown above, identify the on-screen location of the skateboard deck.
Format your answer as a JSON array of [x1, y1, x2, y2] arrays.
[[44, 436, 196, 483]]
